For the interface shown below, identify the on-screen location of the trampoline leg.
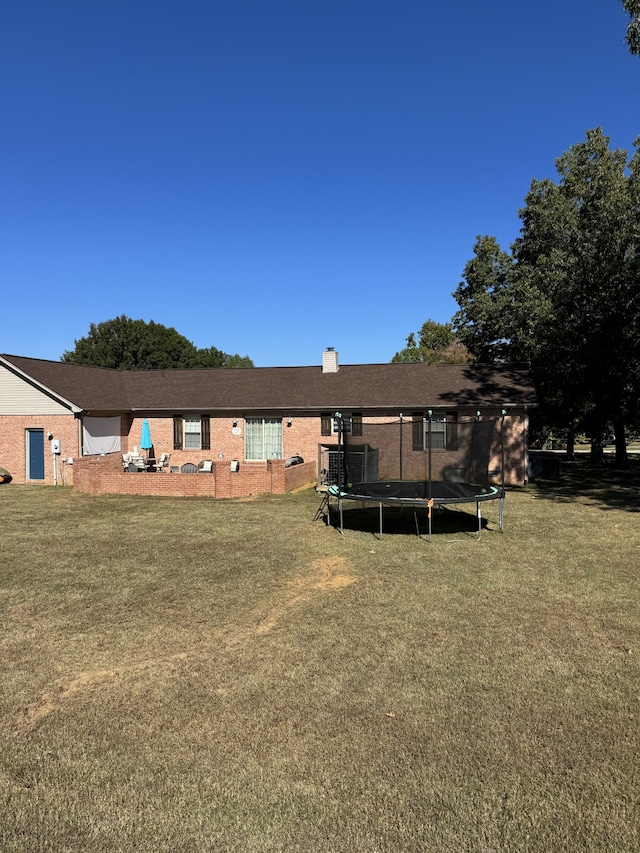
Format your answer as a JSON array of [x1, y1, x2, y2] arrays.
[[314, 492, 330, 524], [499, 496, 505, 533], [338, 498, 344, 535], [428, 509, 432, 544], [477, 502, 482, 540]]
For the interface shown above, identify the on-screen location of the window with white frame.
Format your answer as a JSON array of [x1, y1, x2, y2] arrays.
[[321, 412, 348, 436], [413, 412, 458, 450], [245, 417, 283, 460], [184, 416, 202, 449], [426, 415, 446, 449], [173, 415, 211, 450], [325, 412, 362, 436]]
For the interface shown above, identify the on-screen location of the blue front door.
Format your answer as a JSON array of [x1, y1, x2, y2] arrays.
[[27, 429, 45, 480]]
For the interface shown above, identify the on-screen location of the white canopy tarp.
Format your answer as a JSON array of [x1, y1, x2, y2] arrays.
[[82, 416, 122, 456]]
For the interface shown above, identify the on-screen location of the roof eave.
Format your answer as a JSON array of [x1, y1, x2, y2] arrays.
[[127, 401, 537, 414]]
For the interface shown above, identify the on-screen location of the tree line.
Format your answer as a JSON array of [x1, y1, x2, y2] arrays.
[[623, 0, 640, 56], [62, 315, 254, 370], [394, 128, 640, 466], [394, 18, 640, 465]]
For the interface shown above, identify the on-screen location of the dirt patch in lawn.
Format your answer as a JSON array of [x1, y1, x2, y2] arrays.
[[17, 668, 122, 733], [16, 557, 356, 732], [308, 555, 356, 590], [255, 556, 355, 635]]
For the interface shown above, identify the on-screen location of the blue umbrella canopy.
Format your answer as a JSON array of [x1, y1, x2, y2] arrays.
[[140, 419, 153, 451]]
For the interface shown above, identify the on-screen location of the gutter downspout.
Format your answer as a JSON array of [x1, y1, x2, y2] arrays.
[[77, 413, 84, 459]]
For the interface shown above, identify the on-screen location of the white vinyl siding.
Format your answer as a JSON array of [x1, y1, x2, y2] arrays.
[[245, 418, 283, 461], [0, 365, 72, 415]]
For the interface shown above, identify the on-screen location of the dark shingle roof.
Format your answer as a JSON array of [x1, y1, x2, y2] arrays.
[[2, 355, 127, 411], [1, 355, 537, 414]]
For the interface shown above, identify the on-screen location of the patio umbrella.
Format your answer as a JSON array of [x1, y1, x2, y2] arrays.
[[140, 418, 153, 461]]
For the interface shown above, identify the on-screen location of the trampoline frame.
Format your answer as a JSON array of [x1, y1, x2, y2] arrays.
[[322, 410, 507, 542], [327, 481, 504, 542]]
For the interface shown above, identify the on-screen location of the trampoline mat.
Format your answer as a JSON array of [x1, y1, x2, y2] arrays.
[[331, 480, 500, 504]]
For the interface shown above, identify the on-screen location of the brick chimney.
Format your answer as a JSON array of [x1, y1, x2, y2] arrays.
[[322, 347, 339, 373]]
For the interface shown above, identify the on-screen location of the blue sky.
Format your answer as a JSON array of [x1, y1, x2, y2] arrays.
[[2, 0, 638, 367]]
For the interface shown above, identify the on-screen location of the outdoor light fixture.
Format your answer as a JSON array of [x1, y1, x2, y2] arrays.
[[287, 417, 292, 427], [232, 418, 237, 427]]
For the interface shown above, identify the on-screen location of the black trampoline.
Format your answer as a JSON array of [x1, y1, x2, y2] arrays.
[[321, 411, 506, 541]]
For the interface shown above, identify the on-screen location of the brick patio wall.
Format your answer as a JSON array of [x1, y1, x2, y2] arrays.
[[284, 460, 317, 492], [72, 454, 317, 498]]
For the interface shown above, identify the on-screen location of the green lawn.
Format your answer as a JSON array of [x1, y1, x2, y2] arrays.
[[1, 466, 639, 852]]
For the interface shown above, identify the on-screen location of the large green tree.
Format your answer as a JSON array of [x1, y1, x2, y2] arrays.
[[622, 0, 640, 55], [453, 129, 640, 464], [62, 316, 254, 370], [392, 319, 472, 364]]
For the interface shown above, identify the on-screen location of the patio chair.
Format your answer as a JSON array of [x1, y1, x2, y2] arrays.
[[156, 452, 171, 472], [123, 452, 145, 471], [180, 462, 198, 474], [198, 460, 214, 473]]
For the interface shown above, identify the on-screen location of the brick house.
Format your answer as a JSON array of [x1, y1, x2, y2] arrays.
[[0, 350, 536, 497]]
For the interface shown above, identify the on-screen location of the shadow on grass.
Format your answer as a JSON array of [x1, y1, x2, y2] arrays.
[[530, 457, 640, 513], [326, 503, 489, 539]]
